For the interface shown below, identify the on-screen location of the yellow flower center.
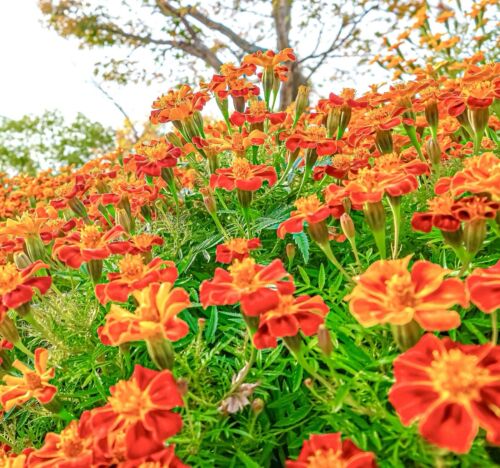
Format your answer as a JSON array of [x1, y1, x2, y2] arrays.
[[262, 295, 295, 320], [295, 195, 322, 216], [119, 254, 146, 281], [226, 238, 250, 254], [341, 88, 356, 101], [228, 257, 258, 290], [331, 154, 352, 170], [132, 233, 153, 250], [232, 158, 253, 180], [139, 141, 170, 161], [0, 263, 23, 295], [427, 349, 493, 403], [305, 126, 327, 142], [56, 422, 84, 458], [108, 379, 149, 424], [306, 448, 346, 468], [248, 100, 267, 117], [385, 272, 416, 310], [25, 371, 43, 390], [80, 226, 103, 249], [428, 195, 455, 214]]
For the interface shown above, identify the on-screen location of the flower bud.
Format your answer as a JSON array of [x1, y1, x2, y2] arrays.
[[115, 208, 132, 234], [340, 213, 355, 240], [68, 197, 88, 219], [303, 378, 313, 388], [201, 188, 217, 215], [364, 201, 386, 234], [87, 259, 103, 284], [161, 167, 174, 184], [425, 137, 441, 168], [25, 235, 46, 262], [14, 252, 32, 270], [0, 316, 20, 345], [338, 105, 352, 136], [326, 108, 340, 138], [317, 325, 333, 356], [463, 219, 487, 256], [251, 398, 265, 415], [294, 86, 310, 123], [424, 100, 439, 135], [146, 337, 175, 370], [375, 130, 393, 154], [197, 318, 206, 332], [176, 377, 189, 396], [307, 221, 330, 246], [286, 243, 296, 263]]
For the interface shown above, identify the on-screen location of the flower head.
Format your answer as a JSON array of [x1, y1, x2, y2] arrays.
[[215, 238, 261, 264], [466, 260, 500, 313], [389, 334, 500, 453], [210, 158, 277, 192], [346, 256, 468, 331], [286, 433, 376, 468], [150, 85, 209, 124]]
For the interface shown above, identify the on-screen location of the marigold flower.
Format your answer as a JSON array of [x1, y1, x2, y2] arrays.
[[199, 258, 293, 316], [285, 126, 341, 157], [128, 138, 182, 177], [127, 233, 164, 255], [0, 348, 57, 411], [466, 260, 500, 313], [346, 256, 468, 331], [215, 238, 261, 264], [95, 255, 177, 304], [53, 225, 130, 269], [277, 195, 331, 239], [119, 446, 189, 468], [253, 293, 329, 349], [286, 433, 376, 468], [150, 85, 209, 124], [389, 334, 500, 453], [27, 415, 93, 467], [0, 445, 27, 468], [90, 365, 183, 461], [242, 49, 296, 73], [412, 194, 461, 233], [230, 100, 286, 127], [210, 158, 277, 192], [0, 261, 51, 312], [99, 282, 190, 347]]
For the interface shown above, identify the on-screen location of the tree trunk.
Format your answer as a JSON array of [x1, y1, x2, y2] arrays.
[[272, 0, 307, 108]]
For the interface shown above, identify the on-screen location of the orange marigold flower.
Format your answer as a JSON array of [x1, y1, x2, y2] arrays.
[[0, 444, 27, 468], [99, 282, 189, 347], [389, 334, 500, 453], [210, 158, 277, 192], [230, 100, 287, 127], [277, 194, 332, 239], [95, 255, 177, 304], [90, 365, 183, 461], [200, 257, 293, 316], [53, 225, 130, 269], [242, 48, 296, 72], [0, 261, 51, 312], [27, 414, 93, 467], [345, 256, 468, 331], [0, 348, 57, 411], [285, 126, 341, 157], [286, 433, 376, 468], [203, 62, 258, 100], [127, 233, 164, 255], [216, 238, 261, 264], [253, 293, 329, 349], [128, 138, 182, 177], [119, 446, 189, 468], [150, 85, 209, 124], [412, 193, 461, 233], [466, 260, 500, 313], [451, 196, 499, 223]]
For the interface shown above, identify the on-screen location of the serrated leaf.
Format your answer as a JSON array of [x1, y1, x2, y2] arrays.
[[292, 232, 309, 263]]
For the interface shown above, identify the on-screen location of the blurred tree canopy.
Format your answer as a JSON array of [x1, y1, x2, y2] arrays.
[[0, 111, 115, 174], [38, 0, 401, 105]]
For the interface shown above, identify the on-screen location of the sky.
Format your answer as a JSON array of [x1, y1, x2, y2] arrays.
[[0, 1, 160, 128]]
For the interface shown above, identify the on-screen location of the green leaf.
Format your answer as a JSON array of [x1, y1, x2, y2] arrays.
[[236, 450, 260, 468], [292, 232, 309, 263], [204, 306, 218, 343], [318, 263, 325, 290]]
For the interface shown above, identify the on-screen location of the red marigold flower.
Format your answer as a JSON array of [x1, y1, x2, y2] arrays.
[[253, 293, 329, 349], [0, 348, 57, 411], [451, 196, 499, 223], [345, 256, 468, 331], [389, 334, 500, 453], [27, 414, 93, 467], [285, 126, 341, 157], [242, 48, 296, 73], [95, 255, 178, 304], [0, 444, 28, 468], [210, 158, 277, 192], [53, 225, 130, 269], [277, 194, 331, 239], [230, 100, 286, 127], [215, 238, 261, 264], [286, 433, 376, 468], [203, 62, 258, 101], [199, 257, 293, 316], [128, 138, 182, 177], [90, 365, 183, 461], [118, 445, 189, 468], [0, 261, 51, 312], [150, 85, 209, 124], [412, 194, 461, 233], [313, 152, 370, 181], [466, 260, 500, 313], [127, 233, 164, 255], [98, 282, 190, 346]]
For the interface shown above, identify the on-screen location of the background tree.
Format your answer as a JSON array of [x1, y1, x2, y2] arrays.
[[0, 111, 115, 174], [38, 0, 395, 107]]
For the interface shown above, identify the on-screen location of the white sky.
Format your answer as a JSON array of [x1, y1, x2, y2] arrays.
[[0, 1, 162, 128]]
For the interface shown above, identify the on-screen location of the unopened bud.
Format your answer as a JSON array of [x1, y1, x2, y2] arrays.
[[326, 108, 340, 138], [425, 100, 439, 135], [201, 188, 217, 215], [303, 378, 313, 388], [468, 107, 489, 139], [115, 208, 132, 233], [307, 220, 330, 246], [340, 213, 355, 240], [375, 130, 393, 154], [166, 132, 183, 147], [197, 318, 206, 332], [286, 243, 296, 263], [463, 219, 487, 256], [176, 377, 189, 396], [317, 325, 333, 356], [232, 95, 245, 113], [87, 259, 103, 284], [425, 137, 441, 168], [25, 235, 46, 262], [294, 86, 310, 122], [304, 148, 319, 169], [338, 105, 352, 136], [14, 252, 32, 270], [0, 316, 20, 345], [251, 398, 265, 415], [68, 197, 88, 219]]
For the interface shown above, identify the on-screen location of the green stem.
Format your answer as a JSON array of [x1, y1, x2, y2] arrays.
[[318, 242, 352, 283], [296, 165, 311, 197], [387, 197, 401, 259], [209, 211, 229, 239], [372, 228, 387, 260], [404, 125, 425, 161], [287, 344, 334, 392], [14, 340, 34, 358], [348, 238, 362, 271]]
